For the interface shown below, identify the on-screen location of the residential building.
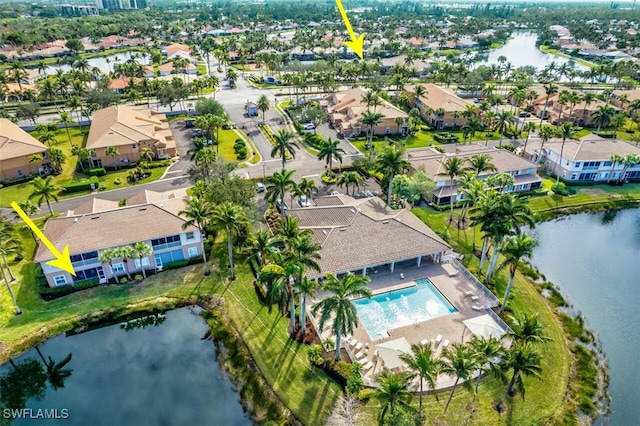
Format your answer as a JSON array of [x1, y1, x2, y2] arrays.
[[86, 105, 176, 168], [407, 144, 542, 205], [36, 190, 201, 288], [287, 196, 451, 279], [320, 87, 409, 138], [531, 89, 614, 125], [404, 84, 474, 129], [96, 0, 123, 10], [0, 118, 50, 181], [61, 4, 99, 16], [523, 138, 640, 182]]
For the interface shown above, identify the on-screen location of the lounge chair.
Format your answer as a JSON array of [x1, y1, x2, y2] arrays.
[[465, 291, 475, 297], [355, 342, 363, 351], [357, 357, 368, 364], [350, 339, 358, 347], [420, 339, 429, 346], [472, 304, 483, 311], [435, 335, 443, 344], [471, 295, 479, 301], [442, 339, 450, 348], [355, 351, 365, 359], [363, 361, 374, 371]]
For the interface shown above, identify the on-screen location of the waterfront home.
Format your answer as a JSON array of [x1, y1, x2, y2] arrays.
[[531, 89, 615, 125], [36, 191, 201, 287], [320, 87, 409, 137], [404, 84, 474, 129], [287, 195, 451, 278], [86, 105, 177, 167], [523, 138, 640, 182], [0, 118, 50, 181], [408, 144, 542, 205]]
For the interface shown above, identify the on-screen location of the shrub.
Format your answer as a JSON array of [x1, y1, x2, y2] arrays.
[[120, 277, 128, 284], [321, 170, 338, 183], [134, 274, 143, 282], [89, 176, 99, 184], [144, 160, 172, 169], [346, 375, 365, 396], [61, 181, 92, 193], [39, 284, 73, 300], [308, 344, 325, 366], [433, 133, 459, 144], [235, 138, 245, 144], [236, 150, 248, 160], [330, 361, 355, 384], [73, 278, 100, 290], [162, 259, 190, 270], [86, 167, 107, 176], [114, 177, 122, 185]]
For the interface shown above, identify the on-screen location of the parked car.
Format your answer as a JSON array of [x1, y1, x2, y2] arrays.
[[256, 182, 265, 193], [192, 129, 203, 137], [303, 123, 315, 131], [330, 190, 340, 196], [276, 199, 287, 214], [519, 111, 531, 118], [298, 195, 311, 207]]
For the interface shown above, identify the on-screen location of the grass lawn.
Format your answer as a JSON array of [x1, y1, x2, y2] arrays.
[[217, 128, 246, 162], [0, 126, 169, 208], [0, 228, 340, 425], [527, 180, 640, 212]]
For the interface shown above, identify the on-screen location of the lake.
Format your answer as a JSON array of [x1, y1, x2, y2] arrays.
[[43, 51, 149, 75], [529, 208, 640, 424], [0, 307, 250, 426], [475, 32, 589, 73]]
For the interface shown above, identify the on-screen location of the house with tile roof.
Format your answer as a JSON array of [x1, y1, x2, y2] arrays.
[[287, 196, 451, 278], [86, 105, 176, 168], [523, 138, 640, 182], [320, 88, 409, 138], [408, 144, 542, 205], [404, 84, 474, 129], [36, 191, 202, 287], [0, 118, 50, 181]]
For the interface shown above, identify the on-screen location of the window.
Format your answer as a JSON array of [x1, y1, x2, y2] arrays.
[[111, 263, 125, 273], [385, 127, 391, 134], [132, 144, 137, 149], [571, 174, 578, 180], [575, 162, 581, 168], [17, 170, 24, 177], [186, 232, 195, 240], [604, 161, 612, 167], [54, 275, 67, 286], [188, 247, 199, 258]]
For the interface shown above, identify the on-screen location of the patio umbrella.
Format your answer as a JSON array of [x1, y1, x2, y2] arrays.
[[375, 337, 412, 370], [463, 314, 506, 339]]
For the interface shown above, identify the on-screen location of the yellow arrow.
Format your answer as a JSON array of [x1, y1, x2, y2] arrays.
[[11, 201, 76, 276], [335, 0, 365, 60]]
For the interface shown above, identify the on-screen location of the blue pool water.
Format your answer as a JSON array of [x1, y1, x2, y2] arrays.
[[354, 278, 457, 339]]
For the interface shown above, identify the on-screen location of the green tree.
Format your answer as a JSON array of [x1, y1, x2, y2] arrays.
[[265, 169, 296, 206], [507, 312, 550, 345], [361, 110, 384, 148], [469, 336, 505, 400], [440, 343, 478, 413], [0, 220, 23, 315], [465, 153, 497, 177], [293, 277, 317, 335], [271, 129, 299, 170], [105, 146, 119, 169], [56, 112, 76, 148], [376, 145, 410, 206], [539, 82, 558, 126], [337, 171, 361, 196], [438, 156, 465, 222], [591, 104, 616, 135], [28, 176, 60, 215], [497, 234, 539, 313], [317, 138, 345, 172], [311, 272, 372, 361], [399, 343, 442, 415], [259, 250, 302, 332], [498, 343, 543, 409], [520, 122, 537, 158], [257, 94, 270, 123], [98, 248, 117, 280], [554, 123, 575, 183], [132, 242, 153, 279], [211, 202, 246, 281], [373, 371, 414, 425]]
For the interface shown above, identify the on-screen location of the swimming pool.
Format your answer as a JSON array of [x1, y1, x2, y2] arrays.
[[354, 278, 457, 339]]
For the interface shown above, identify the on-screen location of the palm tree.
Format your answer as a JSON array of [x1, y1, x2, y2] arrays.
[[293, 277, 317, 335], [617, 153, 640, 184], [311, 272, 372, 361], [98, 248, 118, 281], [297, 177, 318, 201], [271, 129, 299, 170], [132, 242, 153, 279], [496, 110, 512, 147], [0, 220, 23, 314], [591, 104, 616, 135], [115, 246, 136, 281], [610, 113, 627, 138], [507, 312, 550, 345], [539, 82, 558, 126], [499, 343, 542, 407], [460, 178, 487, 250], [465, 153, 497, 177], [555, 123, 575, 183], [438, 156, 465, 222], [608, 154, 624, 183], [105, 146, 119, 169], [361, 89, 381, 112], [257, 94, 270, 123], [249, 229, 280, 267], [537, 125, 556, 164], [497, 234, 538, 313], [337, 171, 360, 196], [468, 336, 505, 400], [259, 251, 302, 332], [211, 202, 246, 281], [376, 145, 409, 206], [317, 138, 345, 173], [361, 110, 384, 148], [440, 343, 478, 413], [56, 112, 76, 148], [28, 176, 60, 216], [399, 343, 442, 415], [265, 169, 296, 207], [520, 122, 537, 158], [373, 371, 414, 425]]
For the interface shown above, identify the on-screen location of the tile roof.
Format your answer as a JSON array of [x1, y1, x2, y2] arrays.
[[0, 119, 47, 160], [405, 83, 473, 113], [524, 138, 640, 162], [86, 105, 175, 151], [288, 197, 450, 277], [35, 203, 196, 262]]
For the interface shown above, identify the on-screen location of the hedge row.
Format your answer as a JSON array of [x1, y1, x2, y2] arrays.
[[86, 167, 106, 176]]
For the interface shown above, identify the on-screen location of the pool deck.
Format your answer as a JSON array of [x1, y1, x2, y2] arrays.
[[310, 260, 503, 390]]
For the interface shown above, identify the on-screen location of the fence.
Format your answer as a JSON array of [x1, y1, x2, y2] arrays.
[[450, 258, 499, 309]]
